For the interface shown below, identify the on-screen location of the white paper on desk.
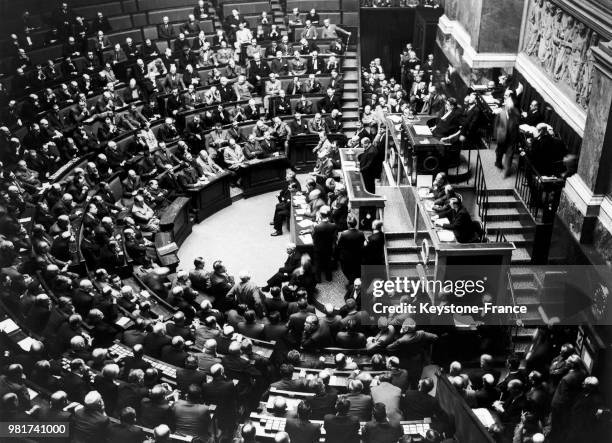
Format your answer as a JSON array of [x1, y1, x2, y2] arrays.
[[436, 217, 450, 225], [116, 317, 130, 327], [18, 217, 32, 224], [299, 234, 313, 245], [417, 174, 433, 189], [0, 318, 19, 334], [424, 201, 435, 212], [298, 219, 313, 228], [413, 125, 432, 136], [473, 408, 496, 428], [438, 229, 456, 242], [296, 208, 309, 215], [18, 336, 36, 351]]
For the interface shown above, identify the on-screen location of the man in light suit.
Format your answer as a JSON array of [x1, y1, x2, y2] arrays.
[[163, 65, 186, 93], [301, 20, 318, 40]]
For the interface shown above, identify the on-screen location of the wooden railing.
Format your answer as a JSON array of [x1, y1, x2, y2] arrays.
[[514, 153, 564, 224], [472, 150, 489, 235]]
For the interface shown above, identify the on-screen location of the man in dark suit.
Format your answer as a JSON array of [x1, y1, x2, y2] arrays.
[[494, 96, 520, 175], [467, 353, 502, 390], [286, 401, 322, 443], [358, 128, 384, 193], [307, 378, 338, 420], [336, 215, 365, 283], [549, 355, 587, 441], [248, 53, 271, 94], [176, 355, 207, 393], [71, 391, 110, 443], [265, 244, 302, 290], [363, 219, 385, 265], [158, 16, 176, 42], [323, 397, 360, 443], [362, 403, 402, 443], [200, 364, 238, 436], [432, 98, 463, 140], [459, 93, 483, 146], [106, 407, 145, 443], [319, 88, 341, 114], [402, 377, 445, 421], [342, 379, 373, 421], [521, 99, 544, 126], [289, 113, 310, 135], [313, 206, 337, 282], [436, 198, 477, 243], [171, 384, 211, 440]]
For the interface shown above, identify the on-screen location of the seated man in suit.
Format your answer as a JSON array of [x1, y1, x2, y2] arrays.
[[158, 16, 176, 42], [431, 98, 463, 142], [433, 197, 478, 243]]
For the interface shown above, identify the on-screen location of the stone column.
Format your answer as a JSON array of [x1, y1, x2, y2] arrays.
[[558, 41, 612, 245]]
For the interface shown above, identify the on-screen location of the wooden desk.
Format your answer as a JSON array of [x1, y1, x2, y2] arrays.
[[407, 185, 515, 307], [159, 196, 192, 247], [250, 412, 432, 441], [399, 115, 455, 175], [189, 171, 232, 222], [339, 148, 387, 210], [287, 134, 320, 171], [289, 192, 315, 253], [291, 368, 386, 389], [241, 155, 289, 198]]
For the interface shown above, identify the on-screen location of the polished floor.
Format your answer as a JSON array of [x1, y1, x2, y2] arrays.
[[177, 186, 347, 308]]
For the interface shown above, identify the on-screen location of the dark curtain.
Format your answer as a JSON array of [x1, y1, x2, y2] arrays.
[[359, 8, 417, 81]]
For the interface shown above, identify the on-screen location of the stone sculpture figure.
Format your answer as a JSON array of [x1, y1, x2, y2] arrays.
[[568, 22, 589, 89], [553, 15, 574, 81], [578, 32, 599, 108], [525, 0, 545, 56], [537, 3, 555, 66], [547, 8, 565, 73]]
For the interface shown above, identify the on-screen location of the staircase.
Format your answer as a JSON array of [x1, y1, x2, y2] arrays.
[[484, 189, 535, 265], [269, 0, 288, 34], [341, 49, 360, 138]]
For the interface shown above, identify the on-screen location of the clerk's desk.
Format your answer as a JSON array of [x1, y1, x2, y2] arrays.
[[339, 147, 386, 227], [406, 184, 515, 307], [289, 149, 386, 252]]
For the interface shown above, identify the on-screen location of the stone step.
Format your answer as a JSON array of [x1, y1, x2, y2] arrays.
[[388, 263, 420, 279], [343, 71, 359, 81], [342, 123, 361, 131], [387, 251, 421, 264], [342, 111, 360, 120], [489, 232, 533, 246], [342, 91, 359, 100], [487, 194, 520, 204], [485, 207, 523, 222], [386, 236, 418, 250], [344, 84, 358, 91], [511, 247, 532, 264], [343, 130, 357, 138], [486, 220, 532, 232], [486, 188, 516, 196]]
